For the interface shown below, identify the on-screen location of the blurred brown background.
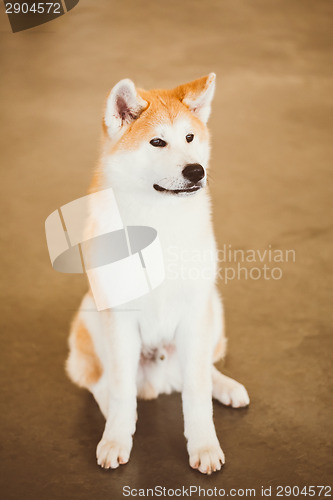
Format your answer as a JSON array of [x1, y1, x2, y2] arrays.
[[0, 0, 332, 498]]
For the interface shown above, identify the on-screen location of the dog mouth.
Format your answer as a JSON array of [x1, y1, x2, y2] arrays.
[[153, 183, 202, 195]]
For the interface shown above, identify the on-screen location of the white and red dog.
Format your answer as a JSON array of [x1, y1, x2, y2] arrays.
[[66, 74, 249, 474]]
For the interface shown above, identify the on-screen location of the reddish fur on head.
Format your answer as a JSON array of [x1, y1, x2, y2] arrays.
[[102, 74, 215, 152]]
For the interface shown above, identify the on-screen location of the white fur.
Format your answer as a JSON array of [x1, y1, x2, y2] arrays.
[[68, 76, 249, 475]]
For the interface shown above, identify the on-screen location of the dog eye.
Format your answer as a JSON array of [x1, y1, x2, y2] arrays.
[[186, 134, 194, 143], [150, 138, 167, 147]]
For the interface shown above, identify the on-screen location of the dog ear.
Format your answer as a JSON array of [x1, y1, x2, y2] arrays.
[[175, 73, 216, 124], [104, 79, 148, 137]]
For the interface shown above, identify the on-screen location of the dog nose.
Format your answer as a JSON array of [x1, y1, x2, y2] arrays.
[[182, 164, 205, 183]]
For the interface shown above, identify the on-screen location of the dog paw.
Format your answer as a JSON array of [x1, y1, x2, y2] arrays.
[[96, 436, 132, 469], [220, 381, 250, 408], [214, 376, 250, 408], [189, 443, 225, 474]]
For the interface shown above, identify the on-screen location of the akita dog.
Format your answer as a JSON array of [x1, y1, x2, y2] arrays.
[[66, 74, 249, 474]]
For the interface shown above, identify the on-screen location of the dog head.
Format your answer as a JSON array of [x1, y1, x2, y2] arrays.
[[102, 74, 216, 198]]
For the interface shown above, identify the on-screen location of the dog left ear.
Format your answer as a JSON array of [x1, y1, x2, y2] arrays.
[[104, 79, 148, 138], [176, 73, 216, 124]]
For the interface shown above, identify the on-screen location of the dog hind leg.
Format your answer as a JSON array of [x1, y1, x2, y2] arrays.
[[66, 300, 103, 391], [212, 366, 250, 408]]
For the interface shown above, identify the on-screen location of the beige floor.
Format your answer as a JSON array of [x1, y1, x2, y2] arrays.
[[0, 1, 332, 498]]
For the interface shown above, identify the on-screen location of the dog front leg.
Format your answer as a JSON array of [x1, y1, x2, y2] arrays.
[[96, 312, 141, 469], [177, 307, 225, 474]]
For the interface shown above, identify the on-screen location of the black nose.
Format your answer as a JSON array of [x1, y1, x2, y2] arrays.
[[182, 164, 205, 183]]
